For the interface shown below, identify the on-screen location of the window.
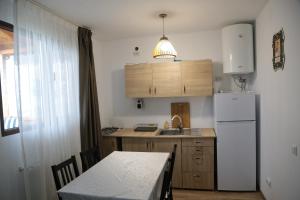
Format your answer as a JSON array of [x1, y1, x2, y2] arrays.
[[0, 20, 19, 136]]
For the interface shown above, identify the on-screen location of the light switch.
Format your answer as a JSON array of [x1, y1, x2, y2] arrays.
[[291, 145, 298, 156]]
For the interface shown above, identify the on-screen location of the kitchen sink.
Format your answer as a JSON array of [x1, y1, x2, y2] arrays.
[[159, 129, 183, 135]]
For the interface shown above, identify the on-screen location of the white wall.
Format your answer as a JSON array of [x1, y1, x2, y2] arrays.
[[93, 30, 232, 128], [0, 134, 25, 200], [254, 0, 300, 199], [0, 0, 26, 200]]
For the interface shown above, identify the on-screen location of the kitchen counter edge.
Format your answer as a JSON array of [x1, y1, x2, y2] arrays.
[[102, 128, 215, 138]]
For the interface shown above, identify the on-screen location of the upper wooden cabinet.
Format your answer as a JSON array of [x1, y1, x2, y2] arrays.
[[125, 60, 213, 98], [125, 64, 152, 98], [181, 60, 213, 96], [152, 62, 181, 97]]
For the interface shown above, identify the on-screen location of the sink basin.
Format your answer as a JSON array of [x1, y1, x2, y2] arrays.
[[159, 129, 183, 135]]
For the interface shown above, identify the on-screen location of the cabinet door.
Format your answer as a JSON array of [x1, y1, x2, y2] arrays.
[[122, 138, 150, 152], [181, 60, 213, 96], [152, 62, 181, 97], [102, 137, 117, 158], [182, 172, 214, 190], [182, 146, 214, 172], [181, 138, 215, 190], [151, 138, 182, 188], [125, 64, 153, 97]]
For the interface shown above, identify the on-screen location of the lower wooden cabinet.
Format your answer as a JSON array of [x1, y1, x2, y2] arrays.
[[121, 137, 215, 190], [182, 146, 214, 172], [182, 172, 214, 190], [122, 138, 151, 152], [102, 137, 118, 158], [151, 138, 182, 188], [182, 138, 215, 190], [122, 137, 182, 188]]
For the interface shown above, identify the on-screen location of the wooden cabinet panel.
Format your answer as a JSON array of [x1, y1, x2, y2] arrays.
[[121, 136, 215, 190], [125, 60, 213, 97], [182, 138, 214, 147], [182, 138, 215, 190], [122, 138, 150, 152], [152, 62, 181, 97], [102, 137, 117, 158], [182, 172, 214, 190], [151, 138, 182, 188], [125, 64, 153, 97], [181, 60, 213, 96], [182, 146, 214, 172]]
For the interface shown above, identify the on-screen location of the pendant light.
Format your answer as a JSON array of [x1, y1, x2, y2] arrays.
[[153, 13, 177, 59]]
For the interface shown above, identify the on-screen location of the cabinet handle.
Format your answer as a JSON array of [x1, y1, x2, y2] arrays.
[[184, 85, 186, 93], [152, 142, 154, 149], [193, 174, 201, 178], [194, 157, 201, 160], [146, 142, 149, 149], [149, 87, 151, 94], [154, 87, 156, 94]]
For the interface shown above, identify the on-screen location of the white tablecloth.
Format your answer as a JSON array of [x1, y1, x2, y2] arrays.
[[58, 151, 169, 200]]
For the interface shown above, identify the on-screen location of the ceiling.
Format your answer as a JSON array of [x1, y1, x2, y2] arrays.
[[35, 0, 267, 41]]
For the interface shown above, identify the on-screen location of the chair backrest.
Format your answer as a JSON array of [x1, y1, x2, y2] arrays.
[[80, 147, 101, 172], [160, 169, 171, 200], [160, 144, 178, 200], [51, 155, 79, 191], [169, 144, 177, 182]]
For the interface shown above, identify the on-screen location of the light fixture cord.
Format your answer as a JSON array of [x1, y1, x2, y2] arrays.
[[162, 16, 165, 37]]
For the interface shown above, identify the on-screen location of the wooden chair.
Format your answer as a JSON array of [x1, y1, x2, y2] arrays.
[[80, 147, 101, 172], [160, 144, 177, 200], [169, 144, 177, 181], [167, 144, 177, 200], [51, 155, 79, 199], [160, 169, 171, 200]]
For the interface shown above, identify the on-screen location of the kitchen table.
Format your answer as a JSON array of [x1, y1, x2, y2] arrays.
[[58, 151, 169, 200]]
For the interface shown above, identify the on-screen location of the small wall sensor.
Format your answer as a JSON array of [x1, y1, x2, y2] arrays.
[[136, 98, 143, 109], [133, 46, 140, 56]]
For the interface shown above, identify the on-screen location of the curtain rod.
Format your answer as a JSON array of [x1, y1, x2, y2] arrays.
[[27, 0, 93, 31]]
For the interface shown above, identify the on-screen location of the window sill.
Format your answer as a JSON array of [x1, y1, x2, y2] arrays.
[[1, 128, 20, 137]]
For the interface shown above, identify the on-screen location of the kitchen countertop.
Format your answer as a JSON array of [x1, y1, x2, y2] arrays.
[[103, 128, 215, 138]]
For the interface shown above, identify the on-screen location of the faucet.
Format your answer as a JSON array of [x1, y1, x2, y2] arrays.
[[171, 114, 183, 133]]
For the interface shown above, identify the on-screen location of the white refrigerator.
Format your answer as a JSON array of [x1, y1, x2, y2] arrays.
[[214, 92, 256, 191]]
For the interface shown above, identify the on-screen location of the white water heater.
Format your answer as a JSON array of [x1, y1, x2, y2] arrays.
[[222, 24, 254, 74]]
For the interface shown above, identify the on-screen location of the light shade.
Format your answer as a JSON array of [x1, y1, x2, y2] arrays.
[[153, 36, 177, 59]]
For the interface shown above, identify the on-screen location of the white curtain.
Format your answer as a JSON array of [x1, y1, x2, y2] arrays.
[[16, 0, 81, 200]]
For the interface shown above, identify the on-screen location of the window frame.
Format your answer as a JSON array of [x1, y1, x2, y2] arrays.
[[0, 20, 19, 137]]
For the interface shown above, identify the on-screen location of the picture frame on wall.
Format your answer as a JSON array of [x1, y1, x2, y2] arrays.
[[272, 29, 285, 71]]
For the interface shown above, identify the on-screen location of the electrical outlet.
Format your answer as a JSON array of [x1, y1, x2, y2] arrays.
[[266, 177, 271, 187], [291, 145, 298, 156]]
